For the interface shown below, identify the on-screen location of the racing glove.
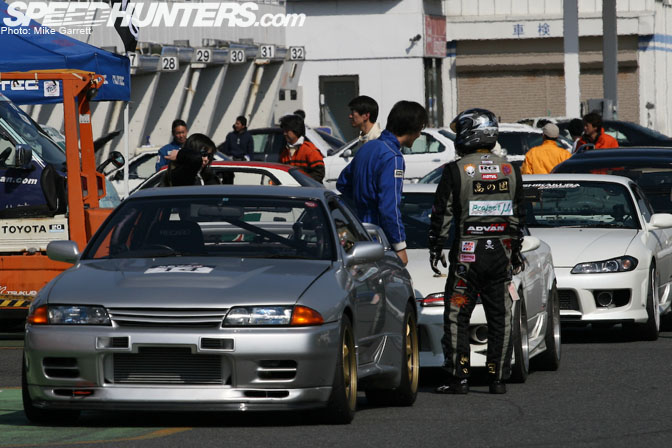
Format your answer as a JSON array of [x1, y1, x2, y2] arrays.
[[429, 246, 447, 276]]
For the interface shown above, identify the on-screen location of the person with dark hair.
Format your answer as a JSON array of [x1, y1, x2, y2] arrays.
[[337, 100, 428, 266], [348, 95, 382, 153], [567, 118, 584, 152], [576, 112, 619, 149], [429, 108, 525, 395], [521, 123, 571, 174], [279, 114, 325, 182], [220, 115, 253, 161], [162, 133, 220, 186], [156, 119, 188, 171], [293, 109, 306, 120]]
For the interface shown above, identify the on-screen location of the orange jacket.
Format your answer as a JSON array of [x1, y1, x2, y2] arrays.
[[521, 140, 572, 174], [576, 129, 619, 149], [280, 139, 325, 183]]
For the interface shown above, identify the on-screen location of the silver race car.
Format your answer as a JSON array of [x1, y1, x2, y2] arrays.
[[23, 186, 418, 424]]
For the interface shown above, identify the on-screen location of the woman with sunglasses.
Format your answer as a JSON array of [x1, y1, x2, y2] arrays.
[[161, 133, 221, 186]]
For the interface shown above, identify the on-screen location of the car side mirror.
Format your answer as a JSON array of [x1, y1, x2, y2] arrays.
[[521, 236, 541, 253], [341, 149, 352, 158], [0, 144, 33, 169], [648, 213, 672, 230], [344, 241, 384, 267], [97, 150, 126, 173], [47, 240, 81, 264], [362, 223, 391, 251]]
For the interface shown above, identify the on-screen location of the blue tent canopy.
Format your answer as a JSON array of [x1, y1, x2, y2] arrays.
[[0, 1, 130, 104]]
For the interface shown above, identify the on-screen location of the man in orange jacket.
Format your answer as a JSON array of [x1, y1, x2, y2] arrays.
[[521, 123, 572, 174], [279, 114, 325, 183], [576, 112, 619, 150]]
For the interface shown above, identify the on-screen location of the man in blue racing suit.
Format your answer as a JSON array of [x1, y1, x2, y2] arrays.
[[337, 100, 428, 265], [428, 108, 526, 395]]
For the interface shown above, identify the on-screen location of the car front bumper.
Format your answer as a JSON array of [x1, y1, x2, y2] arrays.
[[555, 267, 649, 324], [24, 321, 340, 411]]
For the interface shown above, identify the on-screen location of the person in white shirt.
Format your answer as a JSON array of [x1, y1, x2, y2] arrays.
[[348, 95, 383, 154]]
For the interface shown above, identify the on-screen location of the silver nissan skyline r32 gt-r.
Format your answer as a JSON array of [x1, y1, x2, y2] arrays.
[[22, 186, 418, 424]]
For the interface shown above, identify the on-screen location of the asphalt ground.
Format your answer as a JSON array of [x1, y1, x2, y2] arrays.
[[1, 325, 672, 448]]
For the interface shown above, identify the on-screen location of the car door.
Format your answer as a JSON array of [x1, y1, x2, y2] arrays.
[[328, 198, 386, 366], [401, 132, 448, 180], [632, 183, 672, 294], [520, 227, 545, 322]]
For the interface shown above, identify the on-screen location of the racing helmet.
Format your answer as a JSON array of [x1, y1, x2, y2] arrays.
[[450, 108, 499, 153]]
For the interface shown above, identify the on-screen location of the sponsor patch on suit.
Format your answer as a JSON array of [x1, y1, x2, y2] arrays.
[[472, 179, 510, 195], [465, 222, 508, 235], [459, 253, 476, 262], [479, 165, 500, 173], [394, 169, 404, 178], [469, 200, 513, 216], [461, 241, 476, 253]]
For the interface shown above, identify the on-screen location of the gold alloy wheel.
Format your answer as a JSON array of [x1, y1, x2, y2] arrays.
[[405, 314, 420, 393], [342, 325, 357, 411]]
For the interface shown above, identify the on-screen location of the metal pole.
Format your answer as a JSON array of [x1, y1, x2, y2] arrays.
[[563, 0, 581, 117], [603, 0, 618, 119], [123, 101, 130, 198]]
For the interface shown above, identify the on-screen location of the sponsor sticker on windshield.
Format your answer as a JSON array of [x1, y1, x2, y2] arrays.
[[524, 182, 580, 189], [468, 200, 513, 216], [145, 265, 214, 274]]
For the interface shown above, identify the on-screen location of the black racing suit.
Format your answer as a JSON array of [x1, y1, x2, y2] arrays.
[[428, 149, 525, 381]]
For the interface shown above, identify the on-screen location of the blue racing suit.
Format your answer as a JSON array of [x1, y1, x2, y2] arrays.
[[156, 140, 181, 171], [336, 130, 406, 251]]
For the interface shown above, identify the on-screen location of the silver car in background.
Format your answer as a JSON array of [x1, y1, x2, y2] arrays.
[[23, 186, 418, 424]]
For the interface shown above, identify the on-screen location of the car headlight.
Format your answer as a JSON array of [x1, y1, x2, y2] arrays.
[[28, 305, 111, 325], [223, 305, 324, 326], [571, 256, 638, 274]]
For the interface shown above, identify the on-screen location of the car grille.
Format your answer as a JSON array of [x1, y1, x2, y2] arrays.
[[558, 290, 580, 311], [107, 308, 228, 327], [113, 347, 224, 384]]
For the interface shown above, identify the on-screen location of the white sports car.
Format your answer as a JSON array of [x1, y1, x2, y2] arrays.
[[523, 174, 672, 340], [397, 184, 560, 382]]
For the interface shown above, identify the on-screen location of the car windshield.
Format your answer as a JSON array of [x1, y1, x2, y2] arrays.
[[523, 181, 638, 229], [0, 97, 65, 167], [400, 192, 453, 249], [576, 166, 672, 214], [85, 196, 335, 260]]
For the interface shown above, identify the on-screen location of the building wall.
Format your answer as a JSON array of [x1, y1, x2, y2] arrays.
[[287, 1, 428, 131]]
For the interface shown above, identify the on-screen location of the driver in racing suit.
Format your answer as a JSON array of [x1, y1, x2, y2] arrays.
[[428, 108, 526, 395]]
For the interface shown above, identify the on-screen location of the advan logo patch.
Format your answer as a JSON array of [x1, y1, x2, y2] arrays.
[[465, 222, 508, 235]]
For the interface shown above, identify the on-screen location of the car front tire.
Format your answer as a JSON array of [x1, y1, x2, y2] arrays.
[[532, 281, 561, 371], [639, 265, 660, 341], [510, 296, 530, 383], [323, 315, 357, 424]]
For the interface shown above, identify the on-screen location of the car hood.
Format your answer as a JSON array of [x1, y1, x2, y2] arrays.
[[528, 228, 638, 268], [406, 249, 447, 299], [47, 258, 331, 307]]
